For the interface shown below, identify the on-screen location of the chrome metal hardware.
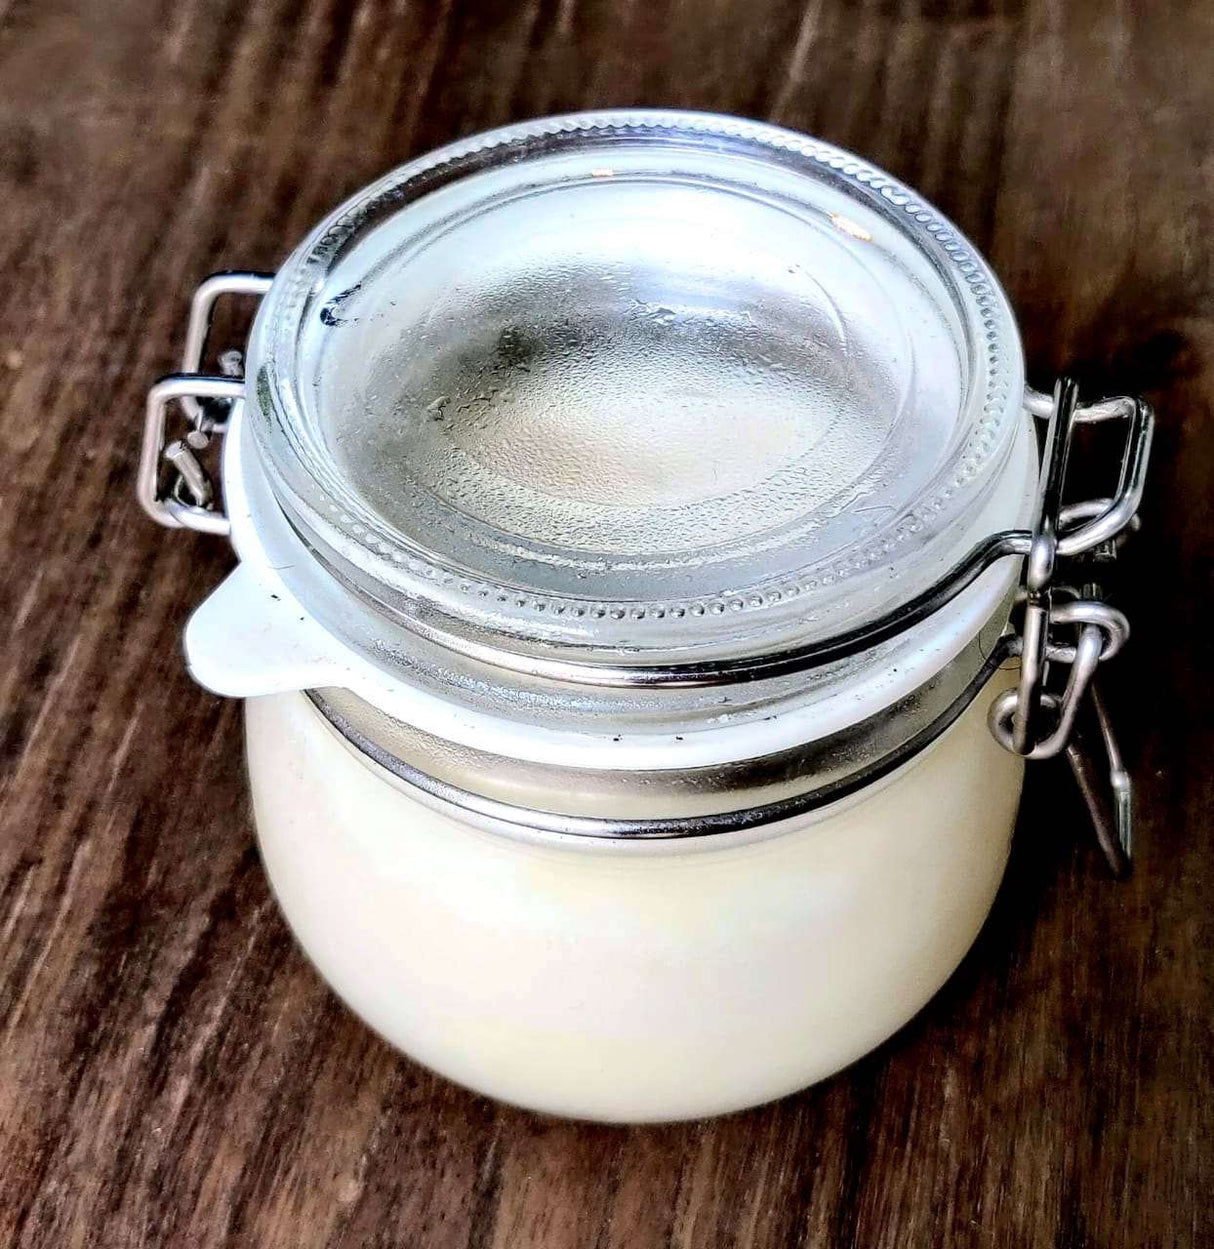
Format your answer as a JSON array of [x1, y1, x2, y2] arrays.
[[995, 377, 1154, 873], [1064, 684, 1132, 877], [137, 271, 272, 534], [138, 373, 245, 534]]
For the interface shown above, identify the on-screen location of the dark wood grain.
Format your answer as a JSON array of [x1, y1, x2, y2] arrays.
[[1, 1, 1210, 1245]]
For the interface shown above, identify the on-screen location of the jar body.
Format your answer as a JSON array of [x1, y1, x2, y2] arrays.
[[246, 684, 1024, 1122]]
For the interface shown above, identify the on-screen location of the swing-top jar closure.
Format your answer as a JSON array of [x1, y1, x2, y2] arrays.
[[136, 111, 1153, 868]]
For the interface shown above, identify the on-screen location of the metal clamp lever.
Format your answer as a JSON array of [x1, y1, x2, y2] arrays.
[[993, 377, 1154, 873], [136, 271, 272, 535], [138, 373, 245, 533], [1064, 683, 1133, 877]]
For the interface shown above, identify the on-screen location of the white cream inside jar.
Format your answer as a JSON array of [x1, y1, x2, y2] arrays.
[[247, 683, 1022, 1122]]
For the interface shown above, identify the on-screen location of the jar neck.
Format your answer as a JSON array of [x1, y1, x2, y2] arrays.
[[310, 607, 1013, 833]]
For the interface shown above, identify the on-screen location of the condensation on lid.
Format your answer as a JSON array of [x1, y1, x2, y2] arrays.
[[247, 110, 1025, 669]]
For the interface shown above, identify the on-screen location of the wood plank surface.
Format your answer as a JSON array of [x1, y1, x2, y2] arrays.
[[1, 0, 1211, 1245]]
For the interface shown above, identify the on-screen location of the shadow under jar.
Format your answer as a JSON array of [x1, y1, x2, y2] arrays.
[[137, 110, 1153, 1122]]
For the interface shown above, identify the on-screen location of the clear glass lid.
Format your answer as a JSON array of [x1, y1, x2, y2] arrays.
[[246, 110, 1025, 672]]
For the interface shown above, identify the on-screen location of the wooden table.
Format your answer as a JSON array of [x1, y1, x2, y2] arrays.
[[1, 1, 1210, 1245]]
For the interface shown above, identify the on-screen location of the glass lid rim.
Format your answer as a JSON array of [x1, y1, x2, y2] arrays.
[[246, 108, 1026, 671]]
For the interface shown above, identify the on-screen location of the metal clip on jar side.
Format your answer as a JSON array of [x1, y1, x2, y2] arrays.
[[136, 271, 272, 535], [990, 377, 1154, 875]]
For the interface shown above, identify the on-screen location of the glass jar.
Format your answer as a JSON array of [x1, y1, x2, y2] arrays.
[[137, 111, 1153, 1122]]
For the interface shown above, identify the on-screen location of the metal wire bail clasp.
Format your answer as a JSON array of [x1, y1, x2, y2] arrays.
[[137, 271, 273, 535], [990, 376, 1154, 874]]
